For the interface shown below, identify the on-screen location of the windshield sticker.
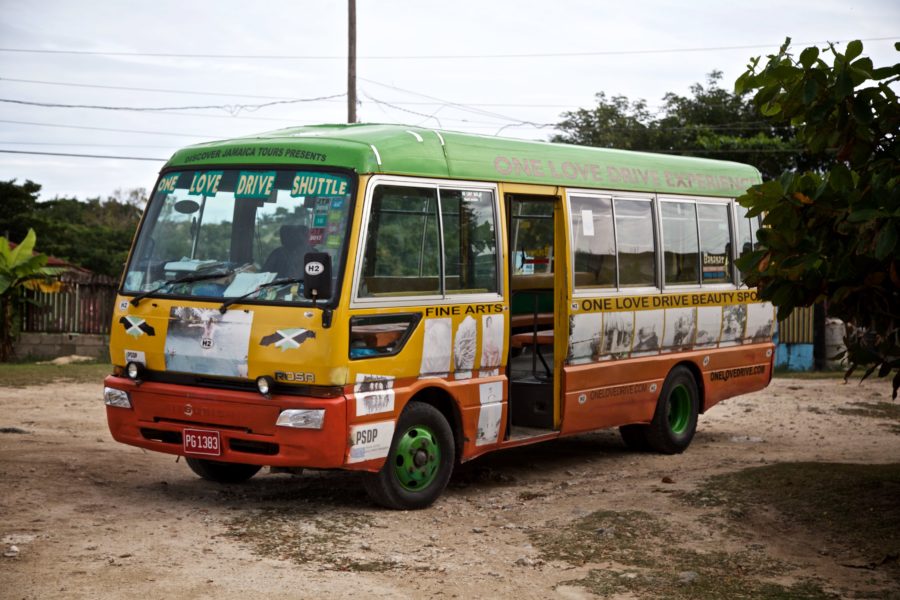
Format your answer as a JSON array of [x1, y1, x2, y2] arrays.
[[348, 421, 395, 464], [290, 172, 348, 198], [165, 307, 252, 378], [157, 174, 179, 194], [235, 171, 276, 199], [259, 328, 316, 351], [120, 315, 155, 338], [313, 213, 328, 227], [309, 228, 325, 244], [187, 171, 224, 197]]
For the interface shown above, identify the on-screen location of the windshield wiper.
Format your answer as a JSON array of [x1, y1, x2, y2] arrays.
[[218, 277, 304, 314], [130, 269, 234, 307]]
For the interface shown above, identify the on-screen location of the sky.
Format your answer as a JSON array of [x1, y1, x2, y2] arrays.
[[0, 0, 897, 201]]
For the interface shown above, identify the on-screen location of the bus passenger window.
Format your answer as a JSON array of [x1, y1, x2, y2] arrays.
[[735, 204, 760, 283], [440, 189, 498, 294], [358, 185, 440, 297], [661, 201, 699, 285], [614, 199, 656, 287], [569, 195, 615, 288], [698, 203, 731, 284]]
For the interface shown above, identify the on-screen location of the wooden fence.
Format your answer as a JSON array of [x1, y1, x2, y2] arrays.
[[22, 274, 118, 335]]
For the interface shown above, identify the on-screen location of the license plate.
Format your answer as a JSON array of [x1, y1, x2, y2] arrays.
[[183, 428, 221, 456]]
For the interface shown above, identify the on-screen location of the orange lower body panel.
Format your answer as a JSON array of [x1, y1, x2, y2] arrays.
[[560, 342, 774, 435], [104, 376, 347, 468]]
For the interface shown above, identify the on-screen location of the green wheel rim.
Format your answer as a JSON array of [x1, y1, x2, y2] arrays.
[[668, 384, 691, 435], [392, 425, 441, 491]]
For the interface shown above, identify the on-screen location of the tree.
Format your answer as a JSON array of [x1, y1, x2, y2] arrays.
[[553, 72, 796, 179], [0, 180, 144, 277], [0, 179, 40, 242], [0, 229, 62, 361], [734, 39, 900, 395]]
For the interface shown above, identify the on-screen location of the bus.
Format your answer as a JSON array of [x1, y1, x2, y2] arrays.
[[104, 124, 774, 509]]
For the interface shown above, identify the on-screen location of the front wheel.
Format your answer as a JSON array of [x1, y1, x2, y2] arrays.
[[363, 402, 455, 510], [644, 366, 700, 454], [185, 457, 262, 483]]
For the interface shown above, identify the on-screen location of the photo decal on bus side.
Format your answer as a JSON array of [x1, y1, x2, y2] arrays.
[[661, 307, 697, 353], [746, 303, 776, 343], [419, 318, 452, 378], [354, 374, 396, 417], [632, 310, 664, 356], [696, 306, 724, 348], [478, 314, 504, 377], [348, 421, 395, 464], [720, 305, 748, 347], [566, 301, 775, 364], [476, 402, 503, 447], [453, 316, 477, 380]]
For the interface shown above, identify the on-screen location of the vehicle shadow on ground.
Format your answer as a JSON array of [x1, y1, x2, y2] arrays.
[[92, 429, 633, 512]]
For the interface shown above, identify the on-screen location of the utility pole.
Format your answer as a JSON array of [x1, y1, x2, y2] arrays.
[[347, 0, 357, 123]]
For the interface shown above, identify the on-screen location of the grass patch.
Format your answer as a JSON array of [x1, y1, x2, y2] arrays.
[[531, 510, 833, 599], [224, 507, 377, 570], [0, 361, 112, 387], [692, 463, 900, 578], [773, 370, 847, 380], [836, 402, 900, 421]]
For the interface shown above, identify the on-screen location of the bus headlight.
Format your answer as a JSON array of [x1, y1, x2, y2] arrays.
[[104, 387, 132, 409], [276, 409, 325, 429]]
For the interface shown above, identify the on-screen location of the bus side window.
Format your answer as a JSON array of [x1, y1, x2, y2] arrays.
[[697, 203, 731, 284], [614, 198, 656, 287], [440, 189, 499, 294], [660, 201, 699, 285], [569, 195, 615, 288], [734, 204, 759, 283], [358, 185, 440, 297]]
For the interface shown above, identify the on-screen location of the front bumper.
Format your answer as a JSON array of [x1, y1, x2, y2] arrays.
[[104, 376, 347, 468]]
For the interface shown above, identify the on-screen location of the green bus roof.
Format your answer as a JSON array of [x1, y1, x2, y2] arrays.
[[165, 123, 761, 197]]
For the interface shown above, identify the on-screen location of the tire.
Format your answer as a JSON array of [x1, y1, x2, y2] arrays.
[[644, 366, 700, 454], [619, 423, 651, 451], [363, 402, 455, 510], [185, 457, 262, 483]]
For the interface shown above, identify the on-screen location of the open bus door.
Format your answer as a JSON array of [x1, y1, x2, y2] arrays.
[[505, 192, 568, 440]]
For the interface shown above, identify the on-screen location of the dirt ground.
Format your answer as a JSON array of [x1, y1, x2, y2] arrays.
[[1, 374, 899, 599]]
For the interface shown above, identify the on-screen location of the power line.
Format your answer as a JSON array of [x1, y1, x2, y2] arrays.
[[0, 118, 216, 138], [0, 37, 894, 60], [0, 76, 304, 101], [0, 93, 345, 115], [0, 75, 574, 108], [0, 141, 174, 148], [0, 149, 166, 161]]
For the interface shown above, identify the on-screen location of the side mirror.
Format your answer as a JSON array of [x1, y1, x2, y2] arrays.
[[303, 252, 332, 301]]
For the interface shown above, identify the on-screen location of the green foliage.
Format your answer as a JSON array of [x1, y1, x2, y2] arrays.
[[0, 180, 144, 277], [0, 229, 62, 361], [553, 72, 797, 179], [734, 38, 900, 396]]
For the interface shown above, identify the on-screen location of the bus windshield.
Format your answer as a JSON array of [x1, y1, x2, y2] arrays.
[[122, 168, 353, 305]]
